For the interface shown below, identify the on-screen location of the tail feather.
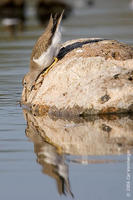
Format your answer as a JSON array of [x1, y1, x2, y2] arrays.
[[51, 10, 64, 34], [56, 10, 64, 27]]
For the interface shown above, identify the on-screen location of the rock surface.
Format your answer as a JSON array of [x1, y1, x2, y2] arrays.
[[21, 38, 133, 116]]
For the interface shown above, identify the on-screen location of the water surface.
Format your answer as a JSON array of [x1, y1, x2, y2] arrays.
[[0, 0, 133, 199]]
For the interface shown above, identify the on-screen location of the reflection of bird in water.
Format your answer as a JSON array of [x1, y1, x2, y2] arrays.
[[23, 12, 63, 91], [36, 0, 72, 26], [0, 0, 26, 37], [24, 112, 74, 197], [35, 143, 74, 197]]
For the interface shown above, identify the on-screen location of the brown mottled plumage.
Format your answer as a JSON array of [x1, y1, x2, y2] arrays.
[[23, 11, 63, 90]]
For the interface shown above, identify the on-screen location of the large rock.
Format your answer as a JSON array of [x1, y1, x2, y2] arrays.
[[21, 38, 133, 116]]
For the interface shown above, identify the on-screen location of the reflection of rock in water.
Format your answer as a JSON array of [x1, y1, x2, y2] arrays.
[[23, 109, 133, 156], [23, 109, 133, 196], [0, 0, 26, 37], [36, 0, 72, 25], [25, 113, 74, 197]]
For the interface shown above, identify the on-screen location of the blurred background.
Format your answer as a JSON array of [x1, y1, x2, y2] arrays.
[[0, 0, 133, 41], [0, 0, 133, 200]]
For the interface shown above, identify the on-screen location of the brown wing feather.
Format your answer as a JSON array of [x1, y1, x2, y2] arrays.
[[31, 11, 63, 65], [31, 15, 53, 61], [26, 11, 64, 90]]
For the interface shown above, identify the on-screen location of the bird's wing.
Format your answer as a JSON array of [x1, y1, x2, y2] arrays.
[[31, 11, 64, 61]]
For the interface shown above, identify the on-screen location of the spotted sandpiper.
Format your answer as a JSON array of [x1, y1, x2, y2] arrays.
[[23, 11, 63, 91]]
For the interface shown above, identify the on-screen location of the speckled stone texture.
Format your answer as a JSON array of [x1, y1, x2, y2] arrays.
[[21, 38, 133, 116]]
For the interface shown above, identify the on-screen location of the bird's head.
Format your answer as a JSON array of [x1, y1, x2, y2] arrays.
[[22, 72, 36, 91]]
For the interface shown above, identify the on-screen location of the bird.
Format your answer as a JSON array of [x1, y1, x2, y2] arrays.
[[23, 11, 64, 91]]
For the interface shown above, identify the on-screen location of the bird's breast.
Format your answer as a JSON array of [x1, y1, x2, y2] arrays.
[[33, 47, 54, 68]]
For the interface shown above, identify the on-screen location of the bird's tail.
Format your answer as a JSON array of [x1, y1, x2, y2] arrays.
[[51, 10, 64, 34]]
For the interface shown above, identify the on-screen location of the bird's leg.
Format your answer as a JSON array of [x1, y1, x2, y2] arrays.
[[33, 57, 58, 90], [41, 57, 58, 77]]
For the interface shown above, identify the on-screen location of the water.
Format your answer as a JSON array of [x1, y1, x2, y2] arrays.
[[0, 0, 133, 199]]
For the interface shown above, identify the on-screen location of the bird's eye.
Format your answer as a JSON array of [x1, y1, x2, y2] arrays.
[[22, 80, 27, 86], [24, 81, 27, 85]]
